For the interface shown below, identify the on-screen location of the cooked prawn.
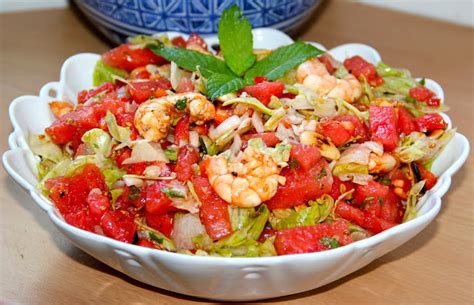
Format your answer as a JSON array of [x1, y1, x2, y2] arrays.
[[296, 58, 362, 103], [203, 146, 286, 208], [134, 93, 215, 142]]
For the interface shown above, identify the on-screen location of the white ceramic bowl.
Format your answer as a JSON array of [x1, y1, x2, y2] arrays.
[[2, 29, 469, 301]]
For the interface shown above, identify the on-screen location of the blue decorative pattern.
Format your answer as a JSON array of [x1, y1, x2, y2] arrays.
[[74, 0, 320, 44]]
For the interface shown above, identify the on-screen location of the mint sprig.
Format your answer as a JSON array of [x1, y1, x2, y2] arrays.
[[206, 73, 246, 100], [244, 41, 324, 84], [148, 6, 325, 99], [218, 4, 255, 76], [154, 47, 233, 78]]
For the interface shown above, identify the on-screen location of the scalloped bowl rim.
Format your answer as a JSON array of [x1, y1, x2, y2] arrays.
[[2, 28, 470, 300]]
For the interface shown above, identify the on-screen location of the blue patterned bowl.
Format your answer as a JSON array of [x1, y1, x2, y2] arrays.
[[73, 0, 321, 45]]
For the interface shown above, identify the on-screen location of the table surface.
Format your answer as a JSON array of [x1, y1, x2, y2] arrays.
[[1, 1, 473, 304]]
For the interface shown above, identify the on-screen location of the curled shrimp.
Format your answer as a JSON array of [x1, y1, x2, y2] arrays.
[[134, 93, 215, 142], [203, 146, 286, 208], [296, 58, 362, 103]]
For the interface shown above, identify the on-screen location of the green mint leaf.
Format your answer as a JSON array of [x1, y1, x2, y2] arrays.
[[206, 73, 246, 100], [218, 4, 255, 76], [320, 237, 340, 249], [175, 97, 188, 110], [152, 47, 233, 78], [244, 41, 324, 84]]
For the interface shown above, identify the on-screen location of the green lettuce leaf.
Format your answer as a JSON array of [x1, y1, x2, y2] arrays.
[[194, 204, 272, 257], [403, 180, 425, 222], [105, 111, 131, 143], [93, 60, 128, 87], [376, 62, 409, 77], [81, 128, 113, 158], [102, 167, 126, 188], [28, 134, 64, 163], [270, 195, 334, 230]]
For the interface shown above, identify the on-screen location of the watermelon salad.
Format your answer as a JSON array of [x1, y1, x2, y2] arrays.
[[29, 5, 454, 256]]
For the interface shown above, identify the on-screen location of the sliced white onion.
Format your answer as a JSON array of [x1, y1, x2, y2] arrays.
[[338, 141, 383, 165], [286, 108, 305, 125], [339, 173, 373, 185], [209, 115, 241, 140], [276, 123, 298, 143], [116, 86, 128, 99], [170, 61, 187, 90], [189, 130, 200, 148], [143, 165, 162, 177], [229, 134, 242, 155], [123, 176, 144, 187], [122, 140, 169, 164], [252, 111, 265, 133], [237, 118, 252, 133], [112, 180, 126, 188], [171, 213, 206, 250]]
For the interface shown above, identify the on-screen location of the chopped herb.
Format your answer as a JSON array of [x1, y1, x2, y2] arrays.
[[160, 187, 185, 198], [378, 198, 384, 205], [419, 78, 426, 86], [289, 159, 299, 169], [316, 168, 327, 179], [149, 232, 164, 244], [360, 196, 375, 209], [175, 97, 188, 110], [406, 96, 417, 103], [128, 185, 141, 201], [380, 177, 391, 186], [320, 237, 340, 249], [165, 148, 178, 161]]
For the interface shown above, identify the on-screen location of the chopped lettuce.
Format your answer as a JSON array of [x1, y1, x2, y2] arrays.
[[396, 130, 455, 163], [28, 134, 64, 163], [93, 60, 128, 87], [81, 128, 113, 158], [105, 111, 131, 143], [270, 195, 334, 230], [110, 188, 125, 210], [102, 167, 126, 188], [199, 136, 218, 156], [403, 180, 425, 222], [333, 65, 349, 79], [128, 34, 171, 48], [193, 205, 273, 257], [264, 107, 286, 131], [373, 62, 419, 99], [228, 206, 255, 231], [247, 138, 291, 167], [376, 62, 410, 78], [223, 97, 274, 116]]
